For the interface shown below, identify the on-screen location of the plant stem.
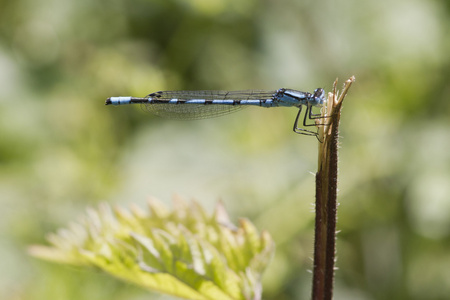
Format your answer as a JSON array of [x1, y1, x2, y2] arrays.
[[312, 77, 355, 300]]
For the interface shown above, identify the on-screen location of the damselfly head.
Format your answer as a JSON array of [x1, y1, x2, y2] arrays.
[[313, 88, 326, 106]]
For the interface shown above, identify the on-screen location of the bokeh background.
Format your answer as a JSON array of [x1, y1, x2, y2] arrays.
[[1, 0, 449, 299]]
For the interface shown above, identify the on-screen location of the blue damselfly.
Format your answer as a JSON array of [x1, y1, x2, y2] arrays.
[[106, 88, 327, 137]]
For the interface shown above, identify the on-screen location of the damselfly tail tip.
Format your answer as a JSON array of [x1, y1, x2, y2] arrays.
[[105, 98, 112, 105]]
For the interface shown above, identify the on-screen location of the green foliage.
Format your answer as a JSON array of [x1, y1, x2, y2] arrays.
[[29, 198, 275, 300]]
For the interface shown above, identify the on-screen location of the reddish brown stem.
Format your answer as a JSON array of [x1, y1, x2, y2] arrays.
[[311, 77, 354, 300]]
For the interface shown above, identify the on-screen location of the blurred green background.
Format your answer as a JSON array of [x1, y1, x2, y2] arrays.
[[1, 0, 449, 299]]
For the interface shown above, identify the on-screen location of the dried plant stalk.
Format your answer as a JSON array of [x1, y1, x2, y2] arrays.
[[312, 76, 355, 300]]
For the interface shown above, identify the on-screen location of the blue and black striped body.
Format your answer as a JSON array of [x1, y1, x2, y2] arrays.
[[105, 88, 326, 120]]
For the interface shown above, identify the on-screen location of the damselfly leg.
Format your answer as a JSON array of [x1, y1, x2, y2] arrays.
[[293, 105, 330, 141]]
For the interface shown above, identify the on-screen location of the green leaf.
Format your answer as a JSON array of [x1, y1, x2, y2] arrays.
[[29, 198, 275, 300]]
